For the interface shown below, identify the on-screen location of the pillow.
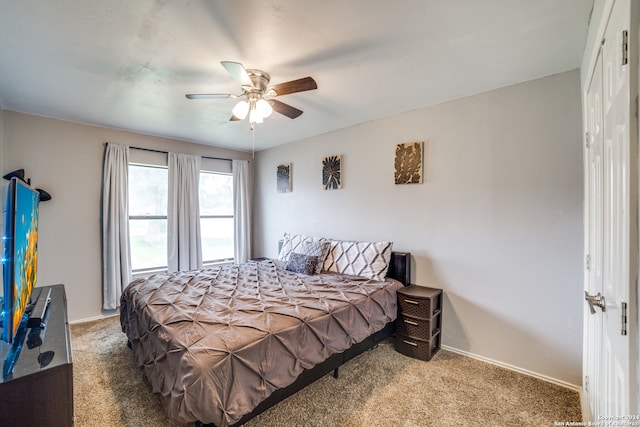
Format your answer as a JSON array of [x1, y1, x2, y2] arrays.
[[286, 252, 318, 275], [322, 240, 393, 281], [296, 240, 331, 273], [278, 233, 314, 261], [278, 233, 328, 266]]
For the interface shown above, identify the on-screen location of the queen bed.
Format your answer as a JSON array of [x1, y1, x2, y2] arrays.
[[120, 235, 410, 427]]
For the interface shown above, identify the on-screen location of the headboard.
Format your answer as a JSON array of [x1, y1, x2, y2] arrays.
[[387, 251, 411, 286], [278, 239, 411, 287]]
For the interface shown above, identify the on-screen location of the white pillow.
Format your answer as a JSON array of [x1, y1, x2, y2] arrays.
[[322, 240, 393, 281], [278, 233, 324, 261]]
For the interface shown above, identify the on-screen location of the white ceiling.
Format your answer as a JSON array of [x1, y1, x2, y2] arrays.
[[0, 0, 593, 152]]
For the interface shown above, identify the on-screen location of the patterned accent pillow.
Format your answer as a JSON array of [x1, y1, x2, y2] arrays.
[[285, 253, 318, 275], [322, 240, 393, 281], [296, 240, 331, 273]]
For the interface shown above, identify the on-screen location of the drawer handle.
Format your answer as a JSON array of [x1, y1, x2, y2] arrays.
[[403, 340, 418, 347], [403, 319, 418, 326], [404, 299, 420, 305]]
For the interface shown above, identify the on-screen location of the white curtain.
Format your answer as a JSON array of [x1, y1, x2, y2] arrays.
[[101, 143, 132, 310], [233, 159, 251, 263], [168, 152, 202, 272]]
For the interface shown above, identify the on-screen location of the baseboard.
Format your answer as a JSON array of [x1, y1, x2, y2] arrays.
[[441, 344, 581, 392], [69, 313, 119, 325]]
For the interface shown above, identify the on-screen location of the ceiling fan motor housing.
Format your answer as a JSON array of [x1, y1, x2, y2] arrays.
[[245, 69, 271, 93]]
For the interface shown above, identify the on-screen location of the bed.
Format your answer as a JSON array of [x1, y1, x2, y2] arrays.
[[120, 236, 410, 427]]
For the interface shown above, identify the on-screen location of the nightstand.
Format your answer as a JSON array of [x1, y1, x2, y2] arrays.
[[395, 285, 442, 361]]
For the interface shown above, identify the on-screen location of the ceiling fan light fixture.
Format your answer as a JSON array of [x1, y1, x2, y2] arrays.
[[255, 98, 273, 118], [232, 100, 250, 120], [249, 107, 264, 124]]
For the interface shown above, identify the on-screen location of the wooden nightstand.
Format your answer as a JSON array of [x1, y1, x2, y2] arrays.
[[395, 285, 442, 361]]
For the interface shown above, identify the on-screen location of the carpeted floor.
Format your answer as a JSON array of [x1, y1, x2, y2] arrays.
[[71, 316, 581, 426]]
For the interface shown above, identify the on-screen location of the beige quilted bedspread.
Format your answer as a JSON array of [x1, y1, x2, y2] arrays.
[[120, 260, 402, 426]]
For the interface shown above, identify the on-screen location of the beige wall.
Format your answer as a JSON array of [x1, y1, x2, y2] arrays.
[[0, 108, 4, 172], [2, 111, 252, 321], [253, 69, 584, 386], [0, 108, 4, 258]]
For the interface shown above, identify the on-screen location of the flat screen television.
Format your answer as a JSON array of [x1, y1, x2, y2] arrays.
[[1, 177, 39, 344]]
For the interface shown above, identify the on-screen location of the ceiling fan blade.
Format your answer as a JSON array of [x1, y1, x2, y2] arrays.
[[185, 93, 236, 99], [229, 115, 242, 121], [269, 99, 303, 119], [268, 77, 317, 96], [221, 61, 254, 89]]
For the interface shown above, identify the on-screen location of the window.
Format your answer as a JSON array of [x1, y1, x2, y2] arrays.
[[128, 163, 234, 273], [199, 171, 234, 263], [128, 164, 168, 272]]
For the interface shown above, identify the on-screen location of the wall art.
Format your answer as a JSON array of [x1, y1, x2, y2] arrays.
[[322, 155, 342, 190], [277, 163, 292, 192], [394, 141, 423, 184]]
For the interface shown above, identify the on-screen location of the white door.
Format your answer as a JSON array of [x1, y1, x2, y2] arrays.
[[584, 0, 638, 420], [601, 0, 636, 416], [585, 47, 604, 419]]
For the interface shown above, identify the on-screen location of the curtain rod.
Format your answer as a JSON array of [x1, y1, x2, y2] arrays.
[[128, 145, 234, 162]]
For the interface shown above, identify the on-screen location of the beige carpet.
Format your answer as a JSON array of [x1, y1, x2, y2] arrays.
[[71, 316, 581, 426]]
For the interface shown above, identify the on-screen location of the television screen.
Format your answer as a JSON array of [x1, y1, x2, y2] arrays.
[[2, 177, 39, 343]]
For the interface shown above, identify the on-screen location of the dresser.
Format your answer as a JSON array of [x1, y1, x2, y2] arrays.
[[0, 284, 73, 426], [395, 285, 442, 361]]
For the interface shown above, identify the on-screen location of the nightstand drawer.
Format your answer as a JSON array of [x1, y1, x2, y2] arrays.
[[397, 315, 439, 339], [395, 335, 440, 361], [398, 293, 440, 318]]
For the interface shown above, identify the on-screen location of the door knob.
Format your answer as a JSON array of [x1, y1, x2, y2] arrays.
[[584, 291, 606, 314]]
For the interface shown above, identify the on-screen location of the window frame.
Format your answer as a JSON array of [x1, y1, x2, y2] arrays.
[[199, 170, 235, 266], [128, 162, 169, 274]]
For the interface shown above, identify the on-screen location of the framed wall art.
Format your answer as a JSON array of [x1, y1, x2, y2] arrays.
[[394, 141, 423, 184], [322, 155, 342, 190], [277, 163, 292, 192]]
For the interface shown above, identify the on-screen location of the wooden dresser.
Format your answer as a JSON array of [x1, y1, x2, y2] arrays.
[[395, 285, 442, 361]]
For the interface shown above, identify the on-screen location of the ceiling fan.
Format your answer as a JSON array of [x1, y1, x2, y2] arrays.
[[186, 61, 318, 129]]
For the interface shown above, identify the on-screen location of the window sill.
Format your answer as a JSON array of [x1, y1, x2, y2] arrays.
[[131, 268, 168, 280]]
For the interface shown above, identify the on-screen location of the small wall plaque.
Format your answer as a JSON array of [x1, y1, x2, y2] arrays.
[[322, 155, 342, 190], [395, 141, 423, 184], [277, 163, 292, 192]]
